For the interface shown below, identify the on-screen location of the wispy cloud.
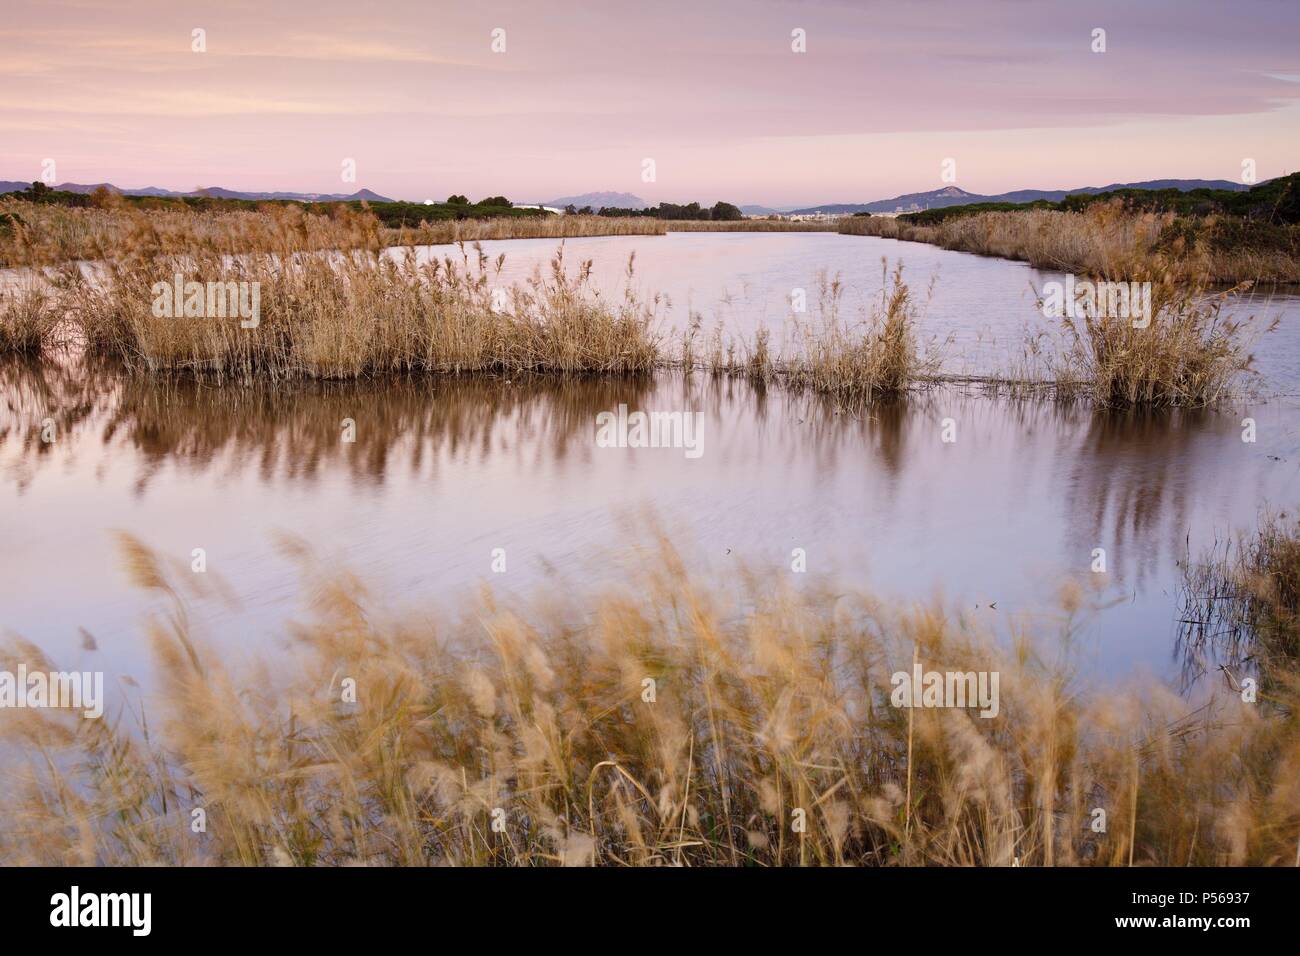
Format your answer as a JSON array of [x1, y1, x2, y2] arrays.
[[1, 0, 1296, 203]]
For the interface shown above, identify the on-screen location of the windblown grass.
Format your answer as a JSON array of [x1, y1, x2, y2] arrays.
[[840, 203, 1300, 285], [0, 530, 1295, 866]]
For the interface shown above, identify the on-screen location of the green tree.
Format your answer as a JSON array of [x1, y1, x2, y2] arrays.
[[710, 201, 743, 221]]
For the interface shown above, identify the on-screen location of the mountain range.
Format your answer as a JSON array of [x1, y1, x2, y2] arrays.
[[787, 180, 1251, 215], [0, 181, 396, 203], [0, 178, 1259, 215], [538, 191, 648, 210]]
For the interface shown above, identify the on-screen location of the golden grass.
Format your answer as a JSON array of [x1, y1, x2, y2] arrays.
[[59, 242, 663, 381], [1032, 269, 1264, 408], [391, 214, 664, 246], [42, 205, 937, 401], [0, 279, 55, 355], [728, 261, 941, 400], [0, 199, 387, 268], [840, 203, 1300, 285], [5, 197, 1265, 407], [0, 199, 663, 269], [0, 528, 1295, 866], [33, 247, 1264, 408], [666, 220, 839, 232]]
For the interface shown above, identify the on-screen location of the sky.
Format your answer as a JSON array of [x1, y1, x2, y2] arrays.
[[1, 0, 1298, 206]]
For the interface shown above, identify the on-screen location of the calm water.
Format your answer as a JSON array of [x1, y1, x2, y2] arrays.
[[2, 233, 1299, 709], [391, 232, 1300, 387]]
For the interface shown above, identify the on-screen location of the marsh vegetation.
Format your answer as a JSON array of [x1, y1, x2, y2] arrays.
[[0, 528, 1296, 866]]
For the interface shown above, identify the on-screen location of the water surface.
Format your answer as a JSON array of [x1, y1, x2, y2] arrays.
[[2, 233, 1298, 711]]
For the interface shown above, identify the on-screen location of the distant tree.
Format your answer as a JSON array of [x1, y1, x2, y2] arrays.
[[564, 204, 577, 215], [579, 205, 593, 215], [478, 196, 511, 207], [29, 181, 49, 197], [446, 194, 469, 205], [89, 185, 120, 209], [710, 201, 743, 221]]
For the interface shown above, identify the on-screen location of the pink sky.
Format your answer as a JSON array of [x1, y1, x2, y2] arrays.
[[2, 0, 1298, 205]]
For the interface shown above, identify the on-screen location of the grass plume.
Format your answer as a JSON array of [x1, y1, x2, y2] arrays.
[[0, 529, 1295, 866]]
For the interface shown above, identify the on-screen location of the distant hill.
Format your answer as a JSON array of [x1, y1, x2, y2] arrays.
[[0, 181, 396, 203], [740, 204, 799, 216], [792, 179, 1251, 215], [542, 191, 647, 210], [192, 186, 395, 203]]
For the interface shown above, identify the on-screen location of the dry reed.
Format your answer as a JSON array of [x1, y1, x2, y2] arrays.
[[1037, 268, 1263, 407], [0, 199, 663, 269], [58, 241, 663, 381], [0, 529, 1295, 866], [840, 203, 1300, 285], [666, 220, 839, 233], [392, 215, 664, 246], [0, 279, 55, 355]]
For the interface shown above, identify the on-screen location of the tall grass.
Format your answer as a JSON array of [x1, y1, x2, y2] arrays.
[[7, 198, 1264, 407], [770, 261, 939, 399], [840, 203, 1300, 284], [1178, 512, 1300, 686], [0, 280, 55, 355], [1039, 268, 1263, 407], [0, 530, 1295, 866], [46, 209, 937, 401], [666, 220, 839, 233], [59, 242, 663, 381], [0, 199, 663, 268], [0, 198, 375, 267], [394, 214, 664, 246]]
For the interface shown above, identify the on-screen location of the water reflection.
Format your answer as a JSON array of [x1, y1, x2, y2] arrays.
[[1, 355, 1295, 687]]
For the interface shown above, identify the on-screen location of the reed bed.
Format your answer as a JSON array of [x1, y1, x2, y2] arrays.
[[840, 203, 1300, 284], [0, 529, 1295, 867], [5, 198, 1265, 408], [0, 279, 55, 355], [1037, 267, 1263, 408], [44, 208, 935, 401], [719, 261, 940, 400], [0, 199, 664, 269], [1178, 512, 1300, 686], [0, 199, 387, 268], [58, 242, 663, 381], [392, 214, 664, 246], [666, 220, 839, 232], [29, 252, 1263, 408]]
